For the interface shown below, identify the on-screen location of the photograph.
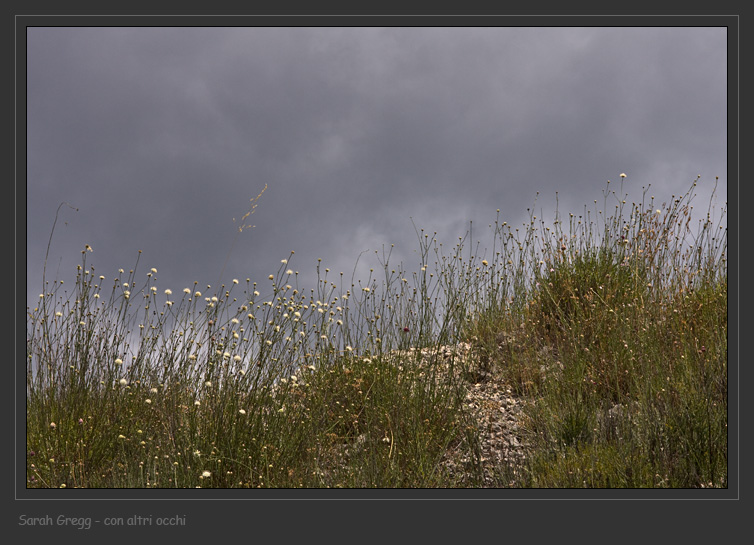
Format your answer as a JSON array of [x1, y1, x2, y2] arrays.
[[16, 12, 740, 540]]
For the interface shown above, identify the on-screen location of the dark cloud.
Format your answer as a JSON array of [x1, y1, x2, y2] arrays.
[[26, 27, 727, 306]]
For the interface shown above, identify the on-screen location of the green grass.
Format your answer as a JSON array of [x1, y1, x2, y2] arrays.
[[26, 176, 727, 488]]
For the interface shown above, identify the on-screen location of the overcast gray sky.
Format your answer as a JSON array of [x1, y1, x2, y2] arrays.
[[26, 26, 727, 309]]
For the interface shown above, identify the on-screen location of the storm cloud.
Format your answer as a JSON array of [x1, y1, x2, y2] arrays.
[[26, 26, 727, 306]]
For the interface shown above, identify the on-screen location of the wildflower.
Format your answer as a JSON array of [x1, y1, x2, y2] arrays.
[[286, 269, 293, 275], [194, 401, 201, 407], [188, 354, 197, 361], [345, 345, 353, 352], [119, 268, 124, 273], [363, 287, 370, 292], [118, 434, 126, 440], [60, 483, 67, 488], [239, 409, 246, 415], [281, 259, 287, 264], [150, 286, 157, 293], [115, 358, 123, 365], [49, 422, 56, 430], [194, 291, 202, 297], [201, 471, 211, 478], [223, 352, 231, 359], [211, 296, 218, 303], [620, 173, 627, 178], [184, 288, 191, 294], [205, 381, 212, 387], [656, 209, 662, 215], [233, 279, 239, 284], [78, 418, 84, 424], [119, 378, 128, 386], [145, 399, 152, 404], [123, 291, 130, 299], [85, 244, 93, 252], [482, 260, 488, 266], [55, 311, 63, 317], [233, 355, 241, 362], [150, 387, 158, 394]]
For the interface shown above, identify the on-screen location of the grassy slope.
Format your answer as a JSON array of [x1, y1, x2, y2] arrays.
[[26, 177, 727, 488]]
